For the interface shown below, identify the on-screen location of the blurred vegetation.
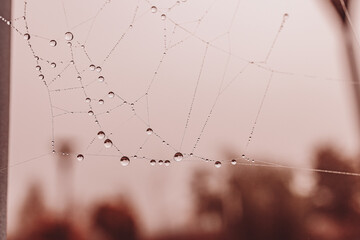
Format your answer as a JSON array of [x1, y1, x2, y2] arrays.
[[8, 147, 360, 240]]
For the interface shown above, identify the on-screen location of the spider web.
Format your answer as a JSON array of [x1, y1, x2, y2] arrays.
[[1, 0, 360, 178]]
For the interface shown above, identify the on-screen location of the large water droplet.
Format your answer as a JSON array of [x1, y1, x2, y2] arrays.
[[23, 33, 30, 40], [77, 154, 84, 161], [49, 40, 57, 47], [151, 6, 158, 13], [97, 131, 105, 139], [174, 152, 183, 162], [104, 139, 113, 148], [215, 161, 222, 168], [146, 128, 153, 135], [65, 32, 74, 41], [120, 156, 130, 166]]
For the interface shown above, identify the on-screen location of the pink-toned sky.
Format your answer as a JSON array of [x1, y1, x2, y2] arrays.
[[6, 0, 360, 236]]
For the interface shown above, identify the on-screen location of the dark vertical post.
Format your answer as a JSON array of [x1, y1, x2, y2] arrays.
[[0, 0, 11, 239]]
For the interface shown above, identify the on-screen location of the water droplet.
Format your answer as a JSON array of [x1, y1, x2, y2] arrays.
[[231, 159, 237, 165], [189, 153, 193, 157], [158, 160, 164, 165], [49, 40, 57, 47], [67, 42, 72, 47], [241, 154, 245, 159], [96, 66, 102, 72], [89, 64, 95, 71], [51, 62, 56, 68], [98, 99, 104, 104], [215, 161, 222, 168], [38, 74, 44, 80], [77, 76, 82, 81], [108, 92, 115, 98], [88, 110, 94, 116], [174, 152, 183, 162], [35, 65, 41, 71], [283, 13, 289, 20], [151, 6, 157, 13], [161, 14, 166, 20], [133, 155, 137, 159], [97, 131, 105, 139], [150, 159, 156, 166], [23, 33, 30, 40], [104, 139, 113, 148], [70, 60, 75, 65], [164, 160, 170, 166], [81, 45, 85, 49], [98, 76, 104, 82], [85, 98, 91, 103], [77, 154, 84, 161], [146, 128, 153, 135], [65, 32, 74, 41], [120, 156, 130, 166]]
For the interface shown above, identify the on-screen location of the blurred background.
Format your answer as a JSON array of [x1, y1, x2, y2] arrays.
[[4, 0, 360, 239]]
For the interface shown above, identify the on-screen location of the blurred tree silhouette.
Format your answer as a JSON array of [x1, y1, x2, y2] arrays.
[[8, 148, 360, 240], [91, 200, 139, 240]]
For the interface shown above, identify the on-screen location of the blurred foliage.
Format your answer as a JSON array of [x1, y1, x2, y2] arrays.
[[8, 147, 360, 240]]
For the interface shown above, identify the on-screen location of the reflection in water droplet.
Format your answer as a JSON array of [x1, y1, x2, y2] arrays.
[[77, 154, 84, 161], [49, 40, 57, 47], [215, 161, 222, 168], [104, 139, 113, 148], [151, 6, 157, 13], [174, 152, 183, 162], [108, 92, 115, 98], [120, 156, 130, 166], [24, 33, 30, 40], [65, 32, 74, 41], [97, 131, 105, 139], [146, 128, 153, 135]]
